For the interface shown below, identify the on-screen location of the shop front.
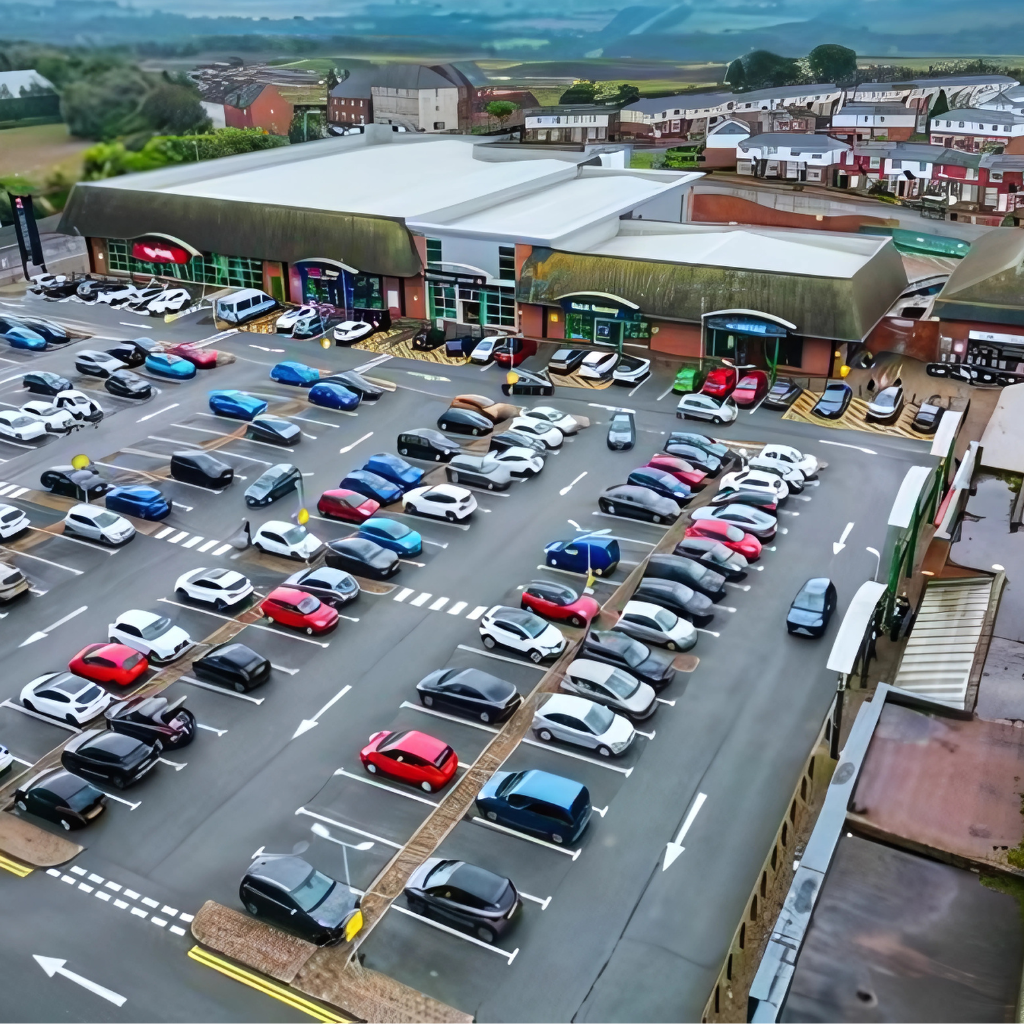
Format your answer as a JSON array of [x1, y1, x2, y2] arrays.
[[293, 258, 386, 320], [426, 268, 517, 329], [559, 294, 650, 347], [703, 310, 803, 369]]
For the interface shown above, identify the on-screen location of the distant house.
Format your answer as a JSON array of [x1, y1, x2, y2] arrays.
[[224, 83, 292, 137], [737, 133, 850, 182], [851, 75, 1018, 131], [523, 105, 621, 144], [929, 108, 1024, 152], [831, 102, 918, 143], [328, 69, 374, 128], [701, 118, 750, 168], [368, 64, 474, 134], [0, 69, 60, 128]]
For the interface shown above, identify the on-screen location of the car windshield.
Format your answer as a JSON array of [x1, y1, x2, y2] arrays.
[[64, 785, 99, 812], [796, 585, 827, 612], [369, 519, 405, 538], [425, 860, 460, 887], [653, 607, 677, 631], [139, 616, 171, 640], [583, 703, 615, 734], [604, 669, 640, 699], [248, 477, 274, 496], [296, 596, 320, 614], [874, 391, 896, 408], [290, 869, 335, 911], [123, 653, 143, 670], [709, 543, 733, 562], [517, 616, 547, 639], [610, 416, 630, 429], [282, 526, 308, 546], [616, 637, 647, 668], [93, 512, 120, 529]]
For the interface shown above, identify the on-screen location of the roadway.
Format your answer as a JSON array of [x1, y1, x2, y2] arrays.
[[0, 291, 933, 1022]]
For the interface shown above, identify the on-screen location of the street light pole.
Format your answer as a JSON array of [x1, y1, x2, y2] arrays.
[[866, 546, 881, 582], [309, 823, 373, 890]]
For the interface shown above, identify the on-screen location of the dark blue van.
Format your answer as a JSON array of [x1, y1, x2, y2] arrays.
[[105, 485, 170, 521], [544, 536, 620, 576], [477, 769, 591, 845]]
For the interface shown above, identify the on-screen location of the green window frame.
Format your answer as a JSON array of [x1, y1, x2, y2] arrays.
[[426, 238, 443, 269], [481, 286, 516, 327], [428, 283, 456, 320], [498, 245, 516, 281], [106, 239, 263, 290]]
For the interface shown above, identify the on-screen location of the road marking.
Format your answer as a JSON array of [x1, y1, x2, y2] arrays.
[[471, 816, 581, 860], [155, 526, 175, 539], [0, 854, 32, 877], [213, 543, 232, 556], [196, 723, 228, 736], [339, 429, 372, 453], [400, 701, 498, 734], [386, 510, 470, 531], [333, 767, 438, 806], [157, 598, 330, 647], [536, 564, 617, 587], [559, 471, 587, 497], [178, 675, 265, 704], [428, 596, 449, 611], [19, 604, 88, 647], [271, 663, 300, 675], [292, 685, 351, 739], [521, 735, 633, 774], [588, 403, 635, 413], [655, 697, 676, 706], [182, 536, 203, 549], [725, 582, 751, 591], [447, 601, 468, 615], [591, 511, 671, 529], [6, 549, 82, 574], [168, 531, 188, 544], [456, 644, 547, 670], [657, 384, 676, 401], [391, 902, 519, 964], [295, 807, 402, 849], [30, 527, 119, 555], [157, 757, 187, 771], [779, 510, 800, 517], [817, 439, 877, 455], [96, 790, 141, 810], [293, 416, 339, 428], [519, 891, 552, 910], [33, 956, 126, 1008], [833, 521, 854, 555], [466, 605, 488, 620], [663, 791, 707, 870], [136, 404, 178, 423], [393, 588, 414, 603], [410, 592, 432, 607]]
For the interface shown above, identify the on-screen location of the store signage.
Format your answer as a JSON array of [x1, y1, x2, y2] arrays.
[[9, 193, 45, 269], [132, 237, 192, 264], [569, 301, 621, 315], [706, 316, 787, 337], [425, 269, 486, 287]]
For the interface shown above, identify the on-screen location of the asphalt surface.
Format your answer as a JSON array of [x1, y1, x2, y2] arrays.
[[0, 290, 933, 1023]]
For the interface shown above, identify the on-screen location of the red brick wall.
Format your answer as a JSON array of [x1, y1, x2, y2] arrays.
[[650, 320, 702, 356], [799, 337, 835, 376], [519, 302, 545, 340], [224, 104, 251, 130], [866, 316, 941, 362], [404, 276, 426, 320], [546, 308, 565, 340], [248, 86, 292, 137]]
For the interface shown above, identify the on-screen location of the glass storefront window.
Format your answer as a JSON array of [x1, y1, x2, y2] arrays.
[[426, 238, 443, 269], [707, 328, 803, 367], [429, 283, 457, 319], [352, 274, 383, 310], [482, 286, 516, 327], [565, 310, 648, 343], [106, 238, 263, 290]]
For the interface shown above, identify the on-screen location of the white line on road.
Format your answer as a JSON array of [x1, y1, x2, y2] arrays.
[[136, 403, 178, 423], [696, 628, 720, 638], [521, 735, 633, 774], [156, 598, 330, 646], [295, 806, 402, 849], [591, 511, 670, 530], [832, 521, 854, 555], [20, 604, 88, 646], [178, 675, 264, 704], [471, 816, 581, 860], [0, 699, 81, 731], [6, 549, 82, 574], [725, 582, 751, 591], [817, 439, 877, 455], [292, 685, 351, 738], [333, 767, 438, 806], [664, 791, 707, 870], [456, 644, 547, 670], [390, 903, 519, 965], [655, 697, 676, 706], [33, 956, 126, 1008], [559, 471, 587, 497], [195, 723, 227, 736], [271, 663, 300, 675], [339, 431, 375, 455], [656, 384, 675, 401], [29, 527, 119, 556]]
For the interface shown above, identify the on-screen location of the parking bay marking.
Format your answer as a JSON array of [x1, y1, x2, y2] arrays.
[[591, 511, 670, 530], [6, 549, 82, 575], [156, 598, 331, 647], [292, 685, 351, 739], [178, 675, 264, 705], [536, 564, 617, 587], [333, 767, 438, 807], [725, 582, 751, 592], [455, 644, 547, 671], [157, 757, 187, 771], [471, 816, 581, 860], [1, 699, 81, 732], [97, 789, 141, 810], [195, 723, 227, 736], [137, 404, 178, 423], [390, 902, 519, 965], [386, 509, 470, 531], [20, 604, 88, 647], [29, 527, 120, 556], [295, 807, 402, 850]]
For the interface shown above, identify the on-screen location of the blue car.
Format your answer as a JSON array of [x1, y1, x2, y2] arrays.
[[145, 353, 197, 380], [359, 517, 423, 556], [544, 536, 620, 576], [4, 325, 47, 351], [363, 453, 424, 493], [270, 361, 320, 387], [208, 390, 268, 421], [477, 769, 591, 844], [627, 467, 692, 505], [105, 485, 171, 521], [339, 469, 402, 505], [308, 382, 360, 411]]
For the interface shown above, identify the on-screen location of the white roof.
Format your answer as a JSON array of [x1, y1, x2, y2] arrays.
[[826, 580, 888, 674], [0, 69, 55, 96], [980, 382, 1024, 472], [887, 465, 934, 528]]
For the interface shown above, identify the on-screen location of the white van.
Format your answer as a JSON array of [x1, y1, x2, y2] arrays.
[[215, 289, 276, 325]]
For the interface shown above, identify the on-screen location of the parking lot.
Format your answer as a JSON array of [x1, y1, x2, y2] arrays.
[[0, 291, 935, 1022]]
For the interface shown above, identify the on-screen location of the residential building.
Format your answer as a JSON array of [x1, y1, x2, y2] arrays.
[[736, 133, 850, 182], [929, 108, 1024, 151], [523, 105, 620, 144], [223, 83, 292, 138], [851, 74, 1018, 131], [193, 61, 325, 133], [701, 119, 750, 168], [368, 64, 474, 134], [472, 86, 538, 131], [978, 83, 1024, 113], [327, 69, 374, 128], [831, 101, 918, 143]]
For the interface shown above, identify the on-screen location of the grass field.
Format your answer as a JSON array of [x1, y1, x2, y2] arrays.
[[0, 123, 89, 183]]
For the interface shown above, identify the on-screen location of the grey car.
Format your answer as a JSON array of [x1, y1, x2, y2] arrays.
[[599, 484, 680, 524], [532, 693, 635, 757], [612, 600, 697, 651], [446, 453, 513, 491], [672, 537, 748, 581], [561, 658, 657, 720], [74, 350, 127, 378], [691, 504, 777, 540]]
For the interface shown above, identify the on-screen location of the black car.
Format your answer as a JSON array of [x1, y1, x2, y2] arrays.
[[240, 856, 362, 946], [192, 642, 270, 693], [325, 537, 400, 580], [245, 463, 301, 507], [547, 348, 587, 375], [0, 315, 70, 346], [413, 325, 446, 350], [445, 335, 478, 358], [710, 487, 778, 513], [41, 279, 80, 299], [170, 451, 233, 489], [105, 369, 152, 400], [284, 566, 359, 608], [437, 407, 492, 437], [404, 858, 520, 944], [599, 484, 679, 524], [61, 728, 161, 789], [397, 429, 461, 463], [580, 630, 676, 690], [667, 432, 731, 460], [13, 768, 105, 831], [41, 466, 109, 500], [672, 537, 748, 581], [763, 378, 802, 409], [811, 382, 853, 419], [786, 577, 838, 637], [644, 554, 726, 602], [247, 416, 301, 447], [633, 578, 714, 626], [501, 368, 555, 397], [488, 430, 547, 456], [23, 371, 72, 397], [416, 666, 521, 723], [106, 339, 159, 367], [322, 371, 384, 401], [607, 412, 635, 451], [105, 694, 195, 750], [912, 396, 945, 434], [662, 442, 722, 475], [627, 468, 692, 504]]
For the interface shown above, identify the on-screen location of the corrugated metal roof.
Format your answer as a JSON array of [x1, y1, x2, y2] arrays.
[[933, 228, 1024, 327]]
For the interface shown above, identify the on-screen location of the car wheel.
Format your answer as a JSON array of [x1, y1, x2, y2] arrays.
[[434, 454, 441, 462], [480, 711, 490, 724], [597, 745, 612, 758], [246, 902, 259, 915], [551, 833, 563, 843], [472, 429, 480, 437], [570, 615, 584, 628], [60, 819, 71, 831], [111, 776, 127, 790], [16, 799, 27, 811], [595, 568, 603, 577], [366, 763, 377, 774], [667, 641, 677, 651], [423, 695, 433, 706], [487, 483, 494, 490], [306, 627, 314, 635], [477, 925, 496, 944], [445, 511, 456, 523], [449, 471, 458, 483], [66, 714, 77, 726], [609, 505, 618, 515], [234, 681, 246, 693], [712, 416, 722, 425], [215, 599, 226, 611], [421, 781, 433, 793], [440, 425, 448, 431], [23, 700, 35, 713], [548, 558, 557, 566], [175, 588, 188, 600], [407, 505, 418, 516], [529, 649, 543, 664], [653, 515, 662, 524], [538, 728, 553, 742], [254, 541, 266, 553], [482, 635, 496, 649]]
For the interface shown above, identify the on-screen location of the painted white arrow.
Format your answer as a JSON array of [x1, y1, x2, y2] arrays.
[[339, 431, 374, 455], [33, 956, 126, 1007], [663, 792, 707, 871], [292, 685, 351, 739], [833, 522, 855, 555], [559, 471, 587, 497], [19, 605, 87, 647], [818, 439, 877, 456]]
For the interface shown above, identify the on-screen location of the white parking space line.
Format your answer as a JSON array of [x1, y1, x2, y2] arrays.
[[521, 736, 634, 774], [195, 723, 228, 736], [97, 790, 141, 810], [393, 588, 415, 603], [293, 416, 339, 429], [447, 601, 468, 615], [231, 437, 294, 454], [137, 404, 179, 423], [390, 902, 519, 964], [6, 549, 82, 574], [178, 675, 265, 704], [212, 449, 274, 466], [157, 757, 187, 771], [410, 592, 432, 607], [339, 431, 374, 454], [655, 697, 676, 706], [429, 597, 449, 611], [182, 536, 203, 549], [149, 435, 202, 448], [271, 663, 300, 675], [697, 628, 720, 638], [157, 598, 331, 647], [29, 526, 120, 555], [386, 510, 470, 532], [400, 701, 498, 734], [466, 605, 488, 620], [173, 424, 232, 438], [657, 384, 675, 401], [471, 816, 581, 860], [455, 644, 547, 671], [519, 891, 552, 910], [197, 539, 218, 553], [333, 767, 439, 807], [295, 807, 402, 849], [591, 511, 671, 530], [0, 699, 81, 732], [536, 564, 617, 587]]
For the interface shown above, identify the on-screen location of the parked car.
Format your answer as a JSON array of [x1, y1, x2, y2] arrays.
[[533, 693, 635, 757], [245, 463, 301, 507], [325, 537, 400, 580], [64, 504, 135, 546], [490, 446, 543, 477], [502, 368, 555, 397], [145, 352, 197, 380], [21, 672, 112, 726], [170, 451, 233, 489], [340, 469, 402, 506], [445, 335, 477, 359], [361, 729, 457, 792], [437, 407, 492, 437], [627, 467, 692, 505], [104, 369, 152, 400], [0, 411, 46, 442], [402, 484, 477, 521], [359, 517, 422, 556], [598, 484, 680, 524], [23, 371, 72, 396], [333, 320, 376, 344], [561, 659, 656, 721], [764, 377, 802, 409], [363, 453, 423, 492], [61, 729, 161, 790], [74, 349, 126, 378], [105, 339, 156, 367], [865, 381, 905, 424], [612, 354, 650, 386], [476, 769, 591, 844], [175, 567, 253, 609], [662, 442, 721, 476], [709, 487, 778, 513], [416, 667, 521, 723], [690, 504, 777, 541], [446, 453, 514, 491], [479, 605, 567, 663], [811, 382, 853, 419], [308, 382, 360, 411], [321, 371, 383, 402], [732, 371, 770, 407], [494, 336, 537, 367], [613, 600, 697, 651], [521, 580, 600, 628], [489, 430, 547, 457], [397, 429, 461, 463], [164, 342, 218, 369], [645, 454, 706, 489], [147, 288, 192, 315], [547, 348, 587, 375], [759, 444, 819, 479], [68, 643, 148, 688], [105, 485, 170, 521], [673, 536, 748, 580], [644, 553, 726, 602], [283, 567, 359, 609], [579, 351, 619, 381], [607, 411, 636, 451], [470, 337, 497, 364], [580, 631, 676, 690], [215, 289, 276, 325], [702, 366, 738, 397], [41, 466, 109, 500], [676, 393, 738, 425], [270, 361, 321, 387], [317, 488, 379, 523], [632, 578, 714, 626], [912, 396, 945, 434], [0, 503, 29, 540], [718, 468, 789, 503], [521, 407, 578, 435], [544, 536, 620, 576], [786, 577, 838, 637], [252, 521, 323, 561], [109, 610, 193, 662], [209, 390, 267, 421], [672, 366, 706, 394], [245, 415, 300, 447], [666, 433, 730, 462], [261, 587, 339, 634], [55, 390, 103, 423], [4, 315, 68, 346], [0, 564, 29, 603], [412, 325, 445, 350], [192, 642, 270, 693], [105, 694, 195, 750], [14, 768, 105, 831], [746, 455, 805, 492], [3, 324, 46, 350]]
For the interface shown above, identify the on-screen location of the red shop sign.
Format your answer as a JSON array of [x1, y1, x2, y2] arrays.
[[132, 238, 193, 264]]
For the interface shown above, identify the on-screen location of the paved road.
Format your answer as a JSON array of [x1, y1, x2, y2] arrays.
[[0, 293, 933, 1022]]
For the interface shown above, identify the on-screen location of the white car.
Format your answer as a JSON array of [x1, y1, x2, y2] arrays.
[[75, 350, 126, 378], [21, 672, 112, 726], [123, 287, 164, 312], [719, 468, 789, 503], [470, 338, 497, 364], [147, 288, 192, 315], [561, 659, 657, 720], [579, 351, 619, 380], [0, 743, 12, 774], [402, 484, 477, 522], [21, 400, 75, 433], [333, 320, 375, 344], [98, 284, 144, 308], [0, 411, 46, 442], [676, 393, 738, 425], [532, 693, 635, 757], [64, 504, 136, 546], [522, 406, 578, 435], [490, 446, 544, 477], [612, 600, 697, 652], [612, 355, 651, 385], [55, 390, 103, 423], [275, 305, 317, 333], [480, 605, 567, 664], [509, 416, 563, 449], [0, 503, 29, 539], [174, 567, 253, 608], [747, 455, 805, 492], [109, 609, 194, 663], [252, 520, 323, 560], [759, 444, 819, 480]]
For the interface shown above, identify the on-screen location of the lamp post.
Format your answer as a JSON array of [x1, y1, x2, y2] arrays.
[[309, 823, 373, 889], [865, 546, 881, 582]]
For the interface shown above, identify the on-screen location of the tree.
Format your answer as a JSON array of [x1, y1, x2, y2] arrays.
[[559, 79, 597, 105], [725, 58, 747, 89], [807, 44, 857, 84], [741, 50, 803, 90], [141, 82, 211, 136], [600, 83, 640, 107], [61, 65, 152, 140], [930, 89, 949, 118], [326, 67, 340, 93], [486, 100, 519, 128], [288, 109, 326, 143]]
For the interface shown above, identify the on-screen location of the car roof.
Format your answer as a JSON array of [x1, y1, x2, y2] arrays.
[[567, 658, 616, 684], [118, 608, 160, 627], [622, 601, 670, 619], [491, 605, 542, 626], [247, 855, 314, 891], [541, 693, 598, 719], [427, 484, 469, 498], [510, 769, 585, 806], [385, 729, 448, 759], [802, 577, 832, 593]]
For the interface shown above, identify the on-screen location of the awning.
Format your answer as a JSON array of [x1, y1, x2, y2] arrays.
[[826, 581, 888, 674]]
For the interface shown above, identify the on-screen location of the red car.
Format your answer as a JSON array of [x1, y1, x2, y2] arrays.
[[732, 371, 770, 407], [261, 587, 339, 634], [701, 366, 738, 398], [494, 336, 538, 368], [69, 643, 149, 687], [685, 519, 762, 560], [521, 580, 600, 628], [165, 342, 219, 369], [317, 489, 379, 523], [360, 729, 457, 793], [645, 454, 707, 490]]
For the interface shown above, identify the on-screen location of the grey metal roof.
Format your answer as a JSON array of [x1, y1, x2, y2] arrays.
[[852, 141, 981, 167], [933, 227, 1024, 326], [224, 83, 268, 110], [524, 104, 617, 116], [329, 69, 376, 99], [932, 107, 1024, 123], [837, 101, 915, 115], [738, 132, 849, 153], [625, 83, 839, 116]]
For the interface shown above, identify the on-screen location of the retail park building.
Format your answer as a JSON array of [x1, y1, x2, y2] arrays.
[[58, 127, 908, 377]]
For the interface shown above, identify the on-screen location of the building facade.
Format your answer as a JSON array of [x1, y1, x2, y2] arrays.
[[929, 108, 1024, 151], [223, 83, 292, 137], [522, 106, 620, 144], [737, 133, 850, 182], [831, 102, 918, 143]]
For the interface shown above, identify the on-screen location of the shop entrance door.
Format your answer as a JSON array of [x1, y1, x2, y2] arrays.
[[594, 319, 623, 349], [461, 299, 481, 325]]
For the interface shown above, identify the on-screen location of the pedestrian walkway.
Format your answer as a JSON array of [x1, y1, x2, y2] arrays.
[[151, 525, 233, 557], [391, 588, 487, 620], [0, 483, 31, 499]]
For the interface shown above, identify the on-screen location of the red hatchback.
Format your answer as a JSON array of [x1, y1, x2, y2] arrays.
[[494, 337, 538, 368], [702, 366, 738, 398], [521, 580, 600, 628], [645, 454, 707, 490], [360, 729, 458, 793], [165, 342, 219, 369], [317, 488, 380, 523], [261, 587, 339, 634], [732, 371, 770, 407], [69, 643, 149, 687], [685, 519, 761, 560]]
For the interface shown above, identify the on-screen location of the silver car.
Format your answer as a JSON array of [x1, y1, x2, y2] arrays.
[[446, 453, 514, 491], [0, 564, 29, 602], [74, 350, 127, 378], [561, 659, 656, 720], [533, 692, 635, 757], [63, 504, 135, 546], [490, 446, 544, 478], [612, 600, 697, 651]]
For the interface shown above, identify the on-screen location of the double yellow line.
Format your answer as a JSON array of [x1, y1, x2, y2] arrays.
[[0, 854, 33, 877], [187, 947, 350, 1022]]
